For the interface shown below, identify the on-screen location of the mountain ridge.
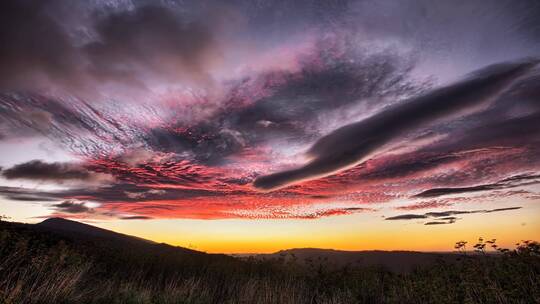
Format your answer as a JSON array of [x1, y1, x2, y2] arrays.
[[36, 217, 158, 245], [256, 247, 460, 273], [5, 218, 460, 273]]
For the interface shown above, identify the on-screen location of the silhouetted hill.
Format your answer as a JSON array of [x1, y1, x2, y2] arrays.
[[35, 217, 210, 258], [37, 217, 156, 244], [1, 218, 239, 276], [259, 248, 459, 272]]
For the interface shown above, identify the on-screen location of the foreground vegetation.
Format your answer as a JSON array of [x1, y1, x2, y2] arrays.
[[0, 220, 539, 304]]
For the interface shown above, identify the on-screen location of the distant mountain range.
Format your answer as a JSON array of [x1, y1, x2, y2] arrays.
[[8, 218, 459, 272], [255, 248, 458, 273]]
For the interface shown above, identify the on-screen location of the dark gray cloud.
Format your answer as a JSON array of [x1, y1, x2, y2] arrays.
[[424, 211, 471, 217], [120, 216, 153, 220], [439, 217, 458, 221], [424, 221, 453, 225], [254, 59, 537, 190], [415, 173, 540, 198], [2, 160, 112, 184], [3, 160, 90, 181], [417, 186, 498, 198], [52, 200, 92, 214], [487, 207, 523, 213], [385, 214, 428, 220], [387, 206, 522, 225]]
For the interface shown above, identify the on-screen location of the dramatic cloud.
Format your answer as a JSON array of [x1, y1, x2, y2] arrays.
[[254, 59, 537, 190], [2, 160, 114, 185]]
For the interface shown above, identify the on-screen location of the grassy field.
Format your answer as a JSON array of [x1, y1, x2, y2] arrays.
[[1, 219, 539, 304]]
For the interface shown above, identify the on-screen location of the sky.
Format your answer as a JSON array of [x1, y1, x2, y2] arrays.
[[1, 0, 540, 253]]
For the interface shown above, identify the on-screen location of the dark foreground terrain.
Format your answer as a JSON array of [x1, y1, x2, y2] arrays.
[[1, 218, 539, 304], [254, 248, 460, 273]]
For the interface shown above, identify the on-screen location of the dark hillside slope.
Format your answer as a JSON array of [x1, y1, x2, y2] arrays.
[[37, 217, 156, 245], [1, 218, 241, 278]]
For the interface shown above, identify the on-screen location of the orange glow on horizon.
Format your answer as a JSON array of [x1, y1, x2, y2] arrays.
[[94, 201, 540, 254]]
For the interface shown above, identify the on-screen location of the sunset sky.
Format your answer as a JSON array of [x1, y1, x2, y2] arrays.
[[1, 0, 539, 253]]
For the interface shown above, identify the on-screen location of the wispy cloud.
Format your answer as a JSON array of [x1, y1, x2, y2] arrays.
[[414, 173, 540, 198], [386, 207, 523, 225]]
